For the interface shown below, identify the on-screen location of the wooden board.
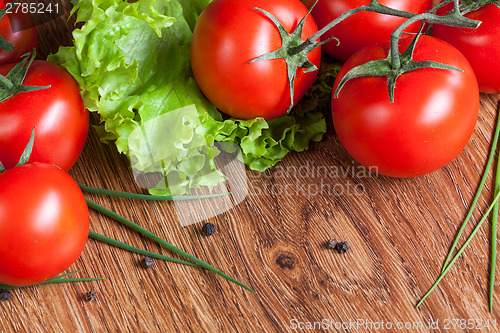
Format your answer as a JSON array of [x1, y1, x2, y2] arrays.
[[2, 3, 500, 333]]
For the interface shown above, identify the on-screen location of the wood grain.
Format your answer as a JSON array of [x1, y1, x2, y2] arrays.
[[2, 3, 500, 333]]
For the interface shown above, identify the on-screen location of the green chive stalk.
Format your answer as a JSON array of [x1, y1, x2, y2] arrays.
[[78, 183, 229, 201], [419, 109, 500, 308], [489, 150, 500, 311], [88, 230, 201, 268], [86, 199, 255, 293], [0, 271, 103, 290], [441, 113, 500, 272], [417, 190, 500, 307]]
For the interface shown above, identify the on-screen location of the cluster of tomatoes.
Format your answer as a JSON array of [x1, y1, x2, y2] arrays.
[[0, 1, 90, 287], [191, 0, 500, 178], [1, 0, 499, 288]]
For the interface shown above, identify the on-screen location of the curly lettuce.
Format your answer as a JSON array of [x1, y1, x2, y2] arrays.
[[49, 0, 329, 194]]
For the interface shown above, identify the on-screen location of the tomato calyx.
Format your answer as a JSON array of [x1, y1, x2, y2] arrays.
[[248, 1, 333, 114], [334, 28, 463, 102], [0, 0, 16, 52], [0, 50, 50, 102], [0, 127, 34, 173]]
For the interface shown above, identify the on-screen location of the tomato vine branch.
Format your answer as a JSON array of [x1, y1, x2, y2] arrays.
[[293, 0, 480, 57], [388, 0, 479, 70]]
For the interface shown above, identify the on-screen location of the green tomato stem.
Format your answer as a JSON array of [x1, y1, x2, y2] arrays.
[[295, 0, 479, 57], [88, 230, 201, 268], [86, 199, 255, 293], [388, 0, 479, 70]]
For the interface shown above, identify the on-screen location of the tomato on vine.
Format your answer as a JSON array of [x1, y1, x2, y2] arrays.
[[191, 0, 322, 120], [0, 132, 89, 287], [433, 2, 500, 94], [0, 0, 38, 65], [332, 34, 479, 177], [0, 52, 88, 171]]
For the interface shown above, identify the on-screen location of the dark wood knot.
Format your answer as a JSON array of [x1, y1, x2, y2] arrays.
[[275, 253, 296, 270]]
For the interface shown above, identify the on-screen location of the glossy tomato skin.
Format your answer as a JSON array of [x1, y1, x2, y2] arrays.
[[190, 0, 321, 120], [301, 0, 433, 62], [0, 163, 89, 287], [433, 4, 500, 94], [332, 35, 479, 178], [0, 60, 88, 171], [0, 0, 38, 65]]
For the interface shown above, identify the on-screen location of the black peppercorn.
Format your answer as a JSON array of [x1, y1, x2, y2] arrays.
[[84, 290, 97, 302], [202, 222, 216, 236], [326, 239, 337, 250], [336, 241, 349, 254], [0, 290, 11, 302], [141, 256, 154, 269]]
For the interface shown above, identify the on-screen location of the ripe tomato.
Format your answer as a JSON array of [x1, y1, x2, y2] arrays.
[[0, 60, 89, 171], [0, 0, 38, 65], [0, 163, 89, 287], [301, 0, 433, 62], [190, 0, 321, 120], [332, 35, 479, 177], [433, 3, 500, 94]]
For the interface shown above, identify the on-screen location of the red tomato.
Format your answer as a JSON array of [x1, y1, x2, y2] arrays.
[[0, 60, 88, 171], [0, 0, 38, 65], [0, 163, 89, 287], [332, 35, 479, 177], [190, 0, 321, 120], [301, 0, 433, 62], [433, 3, 500, 94]]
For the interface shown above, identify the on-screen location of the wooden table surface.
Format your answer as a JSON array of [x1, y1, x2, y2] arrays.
[[2, 3, 500, 333]]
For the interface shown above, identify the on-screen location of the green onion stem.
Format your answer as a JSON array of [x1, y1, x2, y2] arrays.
[[441, 113, 500, 273], [88, 230, 201, 268], [86, 199, 255, 293], [490, 142, 500, 311], [417, 190, 500, 307], [0, 270, 103, 290], [78, 183, 230, 201]]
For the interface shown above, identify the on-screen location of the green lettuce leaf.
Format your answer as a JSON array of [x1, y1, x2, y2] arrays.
[[49, 0, 329, 195]]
